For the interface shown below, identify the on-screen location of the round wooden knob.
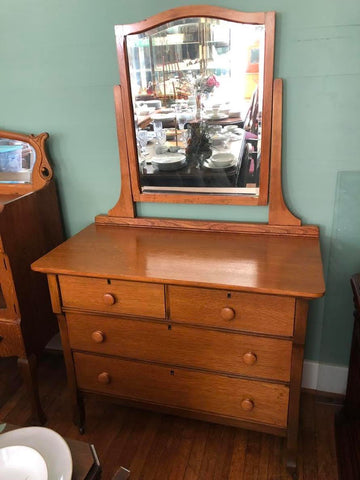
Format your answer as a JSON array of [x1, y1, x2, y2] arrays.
[[220, 307, 236, 321], [103, 293, 116, 306], [241, 398, 254, 411], [243, 352, 257, 366], [91, 330, 105, 343], [97, 372, 111, 384]]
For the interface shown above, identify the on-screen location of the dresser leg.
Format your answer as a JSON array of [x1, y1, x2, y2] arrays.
[[17, 354, 46, 425], [73, 394, 85, 434], [286, 450, 298, 479]]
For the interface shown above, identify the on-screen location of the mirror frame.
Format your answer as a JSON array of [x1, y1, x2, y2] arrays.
[[113, 6, 275, 209], [0, 129, 53, 195]]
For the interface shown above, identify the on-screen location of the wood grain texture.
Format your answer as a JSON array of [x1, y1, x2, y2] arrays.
[[46, 274, 62, 314], [268, 79, 302, 226], [1, 181, 64, 355], [74, 352, 289, 428], [32, 223, 325, 298], [286, 299, 309, 474], [59, 276, 165, 319], [0, 252, 19, 319], [0, 320, 25, 357], [108, 86, 136, 218], [168, 285, 295, 336], [17, 355, 46, 425], [96, 214, 320, 236], [66, 313, 292, 381]]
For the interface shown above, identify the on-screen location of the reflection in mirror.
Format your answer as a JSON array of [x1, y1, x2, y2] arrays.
[[0, 137, 36, 184], [126, 17, 265, 196]]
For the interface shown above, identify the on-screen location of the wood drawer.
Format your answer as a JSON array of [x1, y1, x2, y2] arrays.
[[0, 320, 25, 357], [168, 285, 295, 337], [67, 313, 292, 381], [74, 352, 289, 427], [59, 276, 165, 318]]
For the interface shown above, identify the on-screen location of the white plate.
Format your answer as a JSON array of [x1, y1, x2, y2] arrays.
[[0, 445, 48, 480], [0, 427, 72, 480], [151, 153, 186, 171], [205, 113, 229, 120], [151, 153, 185, 164]]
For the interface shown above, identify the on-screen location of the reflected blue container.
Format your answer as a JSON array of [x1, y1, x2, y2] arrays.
[[0, 145, 22, 172]]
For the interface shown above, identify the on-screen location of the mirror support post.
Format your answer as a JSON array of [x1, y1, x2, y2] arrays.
[[268, 79, 301, 226], [108, 85, 136, 218]]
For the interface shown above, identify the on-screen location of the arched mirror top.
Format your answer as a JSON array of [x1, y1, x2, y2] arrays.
[[0, 130, 53, 194], [113, 6, 275, 209]]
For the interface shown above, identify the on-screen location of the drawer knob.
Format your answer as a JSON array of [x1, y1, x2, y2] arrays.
[[241, 398, 254, 411], [243, 352, 257, 365], [91, 330, 105, 343], [103, 293, 116, 306], [220, 307, 235, 321], [97, 372, 111, 384]]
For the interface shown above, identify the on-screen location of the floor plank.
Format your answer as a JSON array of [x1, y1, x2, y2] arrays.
[[0, 353, 340, 480]]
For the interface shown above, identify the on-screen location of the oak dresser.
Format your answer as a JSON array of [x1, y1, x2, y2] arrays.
[[32, 221, 324, 475]]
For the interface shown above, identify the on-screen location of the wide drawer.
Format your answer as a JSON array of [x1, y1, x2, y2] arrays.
[[168, 286, 295, 337], [59, 276, 165, 318], [67, 313, 292, 381], [74, 352, 289, 427], [0, 320, 25, 357]]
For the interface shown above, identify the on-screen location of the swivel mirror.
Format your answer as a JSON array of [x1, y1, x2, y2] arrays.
[[114, 7, 274, 207]]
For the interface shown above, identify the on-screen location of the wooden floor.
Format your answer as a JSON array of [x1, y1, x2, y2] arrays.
[[0, 353, 340, 480]]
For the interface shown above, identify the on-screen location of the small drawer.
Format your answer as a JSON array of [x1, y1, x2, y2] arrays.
[[0, 320, 25, 357], [59, 276, 165, 318], [74, 352, 289, 427], [168, 286, 295, 337], [67, 313, 292, 381]]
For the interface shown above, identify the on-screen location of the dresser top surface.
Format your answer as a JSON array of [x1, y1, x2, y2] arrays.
[[32, 223, 325, 298]]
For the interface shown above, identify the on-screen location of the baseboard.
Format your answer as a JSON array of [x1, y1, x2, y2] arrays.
[[302, 360, 348, 395]]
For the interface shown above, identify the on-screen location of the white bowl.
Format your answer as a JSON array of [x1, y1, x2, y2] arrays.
[[0, 427, 72, 480], [211, 152, 236, 167], [0, 445, 48, 480]]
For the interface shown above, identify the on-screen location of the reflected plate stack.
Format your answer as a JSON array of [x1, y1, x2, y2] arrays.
[[151, 153, 186, 171]]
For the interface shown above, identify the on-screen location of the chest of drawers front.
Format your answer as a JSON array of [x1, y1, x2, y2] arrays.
[[55, 274, 300, 434]]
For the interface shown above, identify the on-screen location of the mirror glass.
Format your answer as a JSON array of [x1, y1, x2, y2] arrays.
[[0, 137, 36, 184], [126, 17, 265, 196]]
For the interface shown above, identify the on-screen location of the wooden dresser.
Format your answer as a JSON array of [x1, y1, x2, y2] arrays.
[[32, 222, 324, 474], [0, 130, 64, 424], [32, 6, 325, 475]]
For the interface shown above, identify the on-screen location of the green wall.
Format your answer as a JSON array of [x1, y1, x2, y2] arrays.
[[1, 0, 359, 367]]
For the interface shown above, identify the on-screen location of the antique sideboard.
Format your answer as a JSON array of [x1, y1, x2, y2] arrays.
[[0, 130, 64, 424]]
